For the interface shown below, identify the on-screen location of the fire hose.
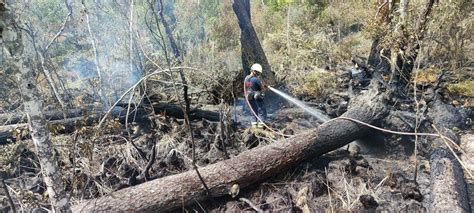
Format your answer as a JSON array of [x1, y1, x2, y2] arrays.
[[242, 82, 471, 177]]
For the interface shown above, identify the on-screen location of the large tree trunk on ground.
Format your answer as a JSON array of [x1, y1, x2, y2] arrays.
[[152, 103, 220, 121], [0, 108, 92, 125], [3, 1, 70, 210], [232, 0, 277, 86], [0, 103, 220, 144], [429, 148, 471, 212], [0, 103, 220, 126], [427, 100, 471, 212], [72, 79, 388, 212]]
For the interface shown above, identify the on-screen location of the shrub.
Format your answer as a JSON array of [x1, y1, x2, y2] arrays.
[[447, 80, 474, 97], [293, 69, 337, 100]]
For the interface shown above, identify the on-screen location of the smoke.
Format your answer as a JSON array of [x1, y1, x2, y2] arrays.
[[12, 0, 147, 106], [12, 0, 235, 107]]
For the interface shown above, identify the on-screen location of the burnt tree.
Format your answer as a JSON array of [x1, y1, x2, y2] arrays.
[[392, 0, 435, 86], [0, 103, 220, 144], [427, 100, 471, 212], [232, 0, 277, 86], [367, 0, 394, 74], [2, 0, 70, 210], [368, 0, 470, 211], [72, 0, 471, 211], [72, 79, 388, 211]]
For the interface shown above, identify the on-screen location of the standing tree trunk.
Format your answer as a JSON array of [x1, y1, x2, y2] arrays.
[[392, 0, 435, 86], [367, 0, 394, 74], [157, 0, 191, 115], [82, 0, 109, 109], [2, 0, 70, 211], [232, 0, 277, 86], [17, 59, 71, 212]]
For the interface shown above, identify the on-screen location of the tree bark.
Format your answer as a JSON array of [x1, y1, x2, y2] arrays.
[[72, 79, 388, 212], [3, 1, 70, 210], [427, 100, 471, 212], [429, 148, 471, 212], [367, 38, 391, 74], [152, 103, 220, 121], [393, 0, 435, 86], [157, 0, 191, 116], [232, 0, 277, 86], [0, 103, 220, 144], [0, 103, 220, 126], [0, 108, 91, 125], [367, 0, 394, 74], [82, 0, 109, 109]]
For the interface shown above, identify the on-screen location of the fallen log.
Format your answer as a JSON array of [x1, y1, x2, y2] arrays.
[[151, 103, 220, 122], [0, 107, 131, 144], [0, 103, 220, 126], [0, 104, 220, 144], [427, 100, 471, 212], [72, 80, 388, 212], [0, 108, 92, 125]]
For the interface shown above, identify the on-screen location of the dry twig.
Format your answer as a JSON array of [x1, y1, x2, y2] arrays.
[[1, 178, 16, 212], [239, 198, 264, 213]]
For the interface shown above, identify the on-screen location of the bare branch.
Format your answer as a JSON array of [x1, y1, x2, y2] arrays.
[[82, 0, 109, 108], [1, 178, 16, 213], [44, 0, 72, 53], [239, 198, 264, 213]]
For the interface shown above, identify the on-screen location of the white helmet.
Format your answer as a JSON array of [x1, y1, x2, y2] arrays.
[[250, 63, 263, 73]]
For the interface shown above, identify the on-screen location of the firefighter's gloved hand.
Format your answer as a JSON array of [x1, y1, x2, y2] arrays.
[[254, 91, 264, 100]]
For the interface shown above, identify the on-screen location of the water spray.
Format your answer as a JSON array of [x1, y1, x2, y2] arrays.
[[268, 86, 330, 123], [243, 82, 329, 137], [243, 83, 292, 137]]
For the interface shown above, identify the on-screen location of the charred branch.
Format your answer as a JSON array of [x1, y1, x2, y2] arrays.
[[427, 99, 471, 212], [0, 103, 220, 144], [72, 78, 388, 212]]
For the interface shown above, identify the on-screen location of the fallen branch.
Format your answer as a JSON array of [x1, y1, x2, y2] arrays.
[[239, 198, 264, 213], [1, 178, 16, 212], [72, 79, 388, 211], [0, 104, 219, 144], [0, 107, 94, 125]]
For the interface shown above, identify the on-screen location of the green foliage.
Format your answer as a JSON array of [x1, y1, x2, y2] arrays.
[[447, 80, 474, 97], [6, 0, 472, 107], [266, 0, 292, 11], [264, 0, 326, 11], [260, 0, 372, 99], [27, 0, 67, 25], [293, 69, 337, 100], [208, 1, 240, 51], [425, 0, 474, 69]]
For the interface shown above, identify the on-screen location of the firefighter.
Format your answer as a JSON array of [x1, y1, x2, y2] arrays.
[[244, 63, 267, 127]]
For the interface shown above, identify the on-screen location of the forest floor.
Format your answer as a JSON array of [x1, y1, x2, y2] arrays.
[[0, 67, 472, 212]]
